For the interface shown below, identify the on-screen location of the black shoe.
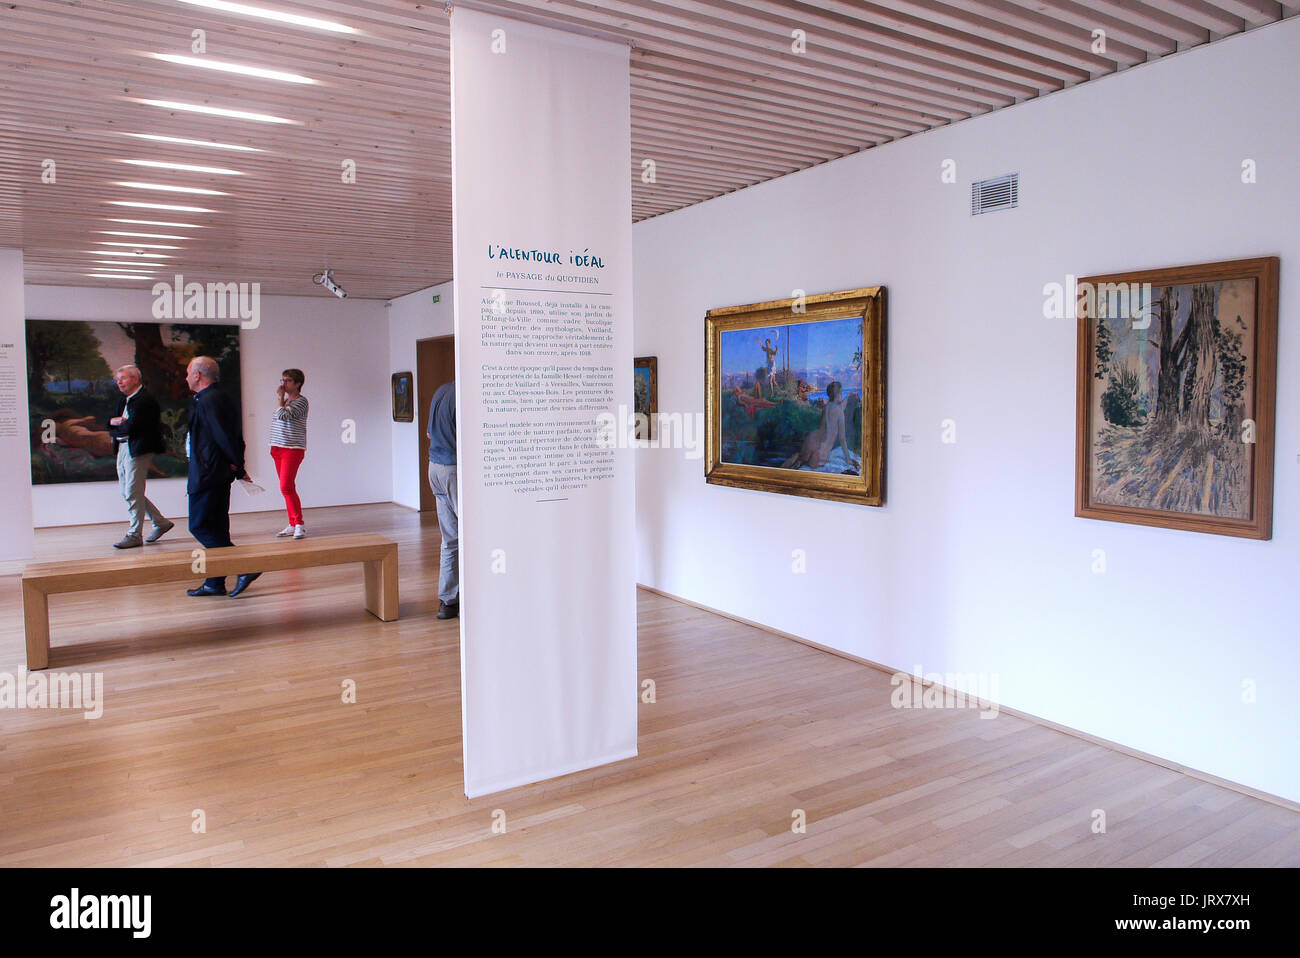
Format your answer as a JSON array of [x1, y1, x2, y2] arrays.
[[187, 583, 227, 597], [437, 600, 459, 620], [229, 572, 262, 598]]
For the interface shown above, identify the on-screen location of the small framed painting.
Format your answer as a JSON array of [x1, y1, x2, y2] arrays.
[[392, 371, 414, 423], [1075, 256, 1279, 539], [633, 356, 658, 441], [705, 286, 885, 506]]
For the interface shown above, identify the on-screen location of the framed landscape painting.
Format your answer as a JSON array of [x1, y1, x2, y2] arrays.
[[26, 320, 241, 485], [705, 286, 885, 506], [392, 371, 414, 422], [1075, 256, 1279, 539], [633, 356, 657, 441]]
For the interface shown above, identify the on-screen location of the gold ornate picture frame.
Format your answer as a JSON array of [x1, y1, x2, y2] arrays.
[[706, 287, 885, 506], [391, 371, 414, 423], [633, 356, 658, 442]]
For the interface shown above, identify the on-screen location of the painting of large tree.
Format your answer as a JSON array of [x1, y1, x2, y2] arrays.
[[26, 320, 241, 485], [1076, 257, 1278, 540]]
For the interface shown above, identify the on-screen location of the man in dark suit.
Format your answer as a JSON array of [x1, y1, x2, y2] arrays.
[[185, 355, 260, 598], [106, 364, 174, 549]]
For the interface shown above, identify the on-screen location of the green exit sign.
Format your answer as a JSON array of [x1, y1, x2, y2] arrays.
[[432, 294, 441, 304]]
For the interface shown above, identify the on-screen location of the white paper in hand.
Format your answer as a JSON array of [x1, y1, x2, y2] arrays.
[[238, 478, 266, 496]]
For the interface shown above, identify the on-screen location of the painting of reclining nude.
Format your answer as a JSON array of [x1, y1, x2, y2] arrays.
[[1075, 257, 1278, 539], [706, 287, 884, 506], [26, 320, 241, 485]]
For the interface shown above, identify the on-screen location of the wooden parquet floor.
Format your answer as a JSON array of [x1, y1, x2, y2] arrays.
[[2, 503, 1297, 867]]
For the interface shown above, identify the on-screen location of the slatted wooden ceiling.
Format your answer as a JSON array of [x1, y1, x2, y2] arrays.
[[0, 0, 1291, 299]]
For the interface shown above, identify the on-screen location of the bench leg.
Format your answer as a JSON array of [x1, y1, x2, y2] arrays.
[[23, 582, 50, 671], [363, 550, 399, 622]]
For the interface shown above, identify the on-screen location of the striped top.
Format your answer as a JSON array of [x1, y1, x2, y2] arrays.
[[270, 395, 309, 449]]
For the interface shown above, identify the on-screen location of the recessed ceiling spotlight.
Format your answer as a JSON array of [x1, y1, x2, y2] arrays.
[[108, 201, 218, 213], [118, 159, 244, 175], [136, 98, 298, 125], [116, 181, 229, 195], [172, 0, 357, 34], [122, 133, 262, 152], [99, 231, 187, 239], [149, 53, 315, 84], [108, 219, 209, 228]]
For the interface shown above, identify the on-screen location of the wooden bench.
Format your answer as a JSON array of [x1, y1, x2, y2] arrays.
[[21, 534, 399, 670]]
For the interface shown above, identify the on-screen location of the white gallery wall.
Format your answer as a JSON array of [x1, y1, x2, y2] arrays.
[[25, 284, 392, 527], [0, 250, 35, 561], [633, 21, 1300, 802], [387, 280, 454, 510]]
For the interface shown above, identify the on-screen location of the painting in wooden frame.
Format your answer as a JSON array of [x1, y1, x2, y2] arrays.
[[1075, 256, 1279, 539], [633, 356, 658, 442], [706, 287, 885, 506], [391, 371, 414, 423]]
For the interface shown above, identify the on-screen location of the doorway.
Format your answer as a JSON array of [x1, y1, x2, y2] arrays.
[[416, 334, 455, 513]]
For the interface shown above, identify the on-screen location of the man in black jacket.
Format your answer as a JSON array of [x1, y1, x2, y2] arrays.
[[184, 355, 260, 598], [107, 364, 174, 549]]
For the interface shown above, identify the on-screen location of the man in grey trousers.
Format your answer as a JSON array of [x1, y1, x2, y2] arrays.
[[106, 364, 174, 549], [426, 380, 459, 620]]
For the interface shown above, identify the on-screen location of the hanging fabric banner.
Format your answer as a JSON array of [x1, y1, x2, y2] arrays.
[[449, 9, 636, 797]]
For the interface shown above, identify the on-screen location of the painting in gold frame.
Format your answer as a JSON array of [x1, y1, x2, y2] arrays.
[[1074, 256, 1278, 539], [633, 356, 658, 441], [391, 371, 414, 423], [706, 287, 885, 506]]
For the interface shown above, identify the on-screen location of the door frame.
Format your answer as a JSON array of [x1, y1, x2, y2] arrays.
[[416, 334, 455, 513]]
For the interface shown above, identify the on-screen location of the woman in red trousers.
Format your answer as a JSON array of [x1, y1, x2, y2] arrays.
[[270, 368, 309, 538]]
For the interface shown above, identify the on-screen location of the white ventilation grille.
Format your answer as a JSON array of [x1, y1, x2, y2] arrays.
[[971, 173, 1019, 215]]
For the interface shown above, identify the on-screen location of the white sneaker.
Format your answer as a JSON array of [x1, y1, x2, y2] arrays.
[[276, 525, 295, 537], [293, 525, 306, 539]]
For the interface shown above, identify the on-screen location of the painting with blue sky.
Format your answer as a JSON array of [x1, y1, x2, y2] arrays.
[[719, 314, 864, 474]]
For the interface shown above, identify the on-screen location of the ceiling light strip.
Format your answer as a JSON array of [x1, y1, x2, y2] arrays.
[[123, 133, 262, 152], [150, 53, 315, 84], [98, 241, 182, 249], [116, 181, 228, 195], [172, 0, 357, 34], [119, 159, 244, 175], [108, 219, 209, 228], [136, 99, 298, 124], [107, 201, 218, 213]]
